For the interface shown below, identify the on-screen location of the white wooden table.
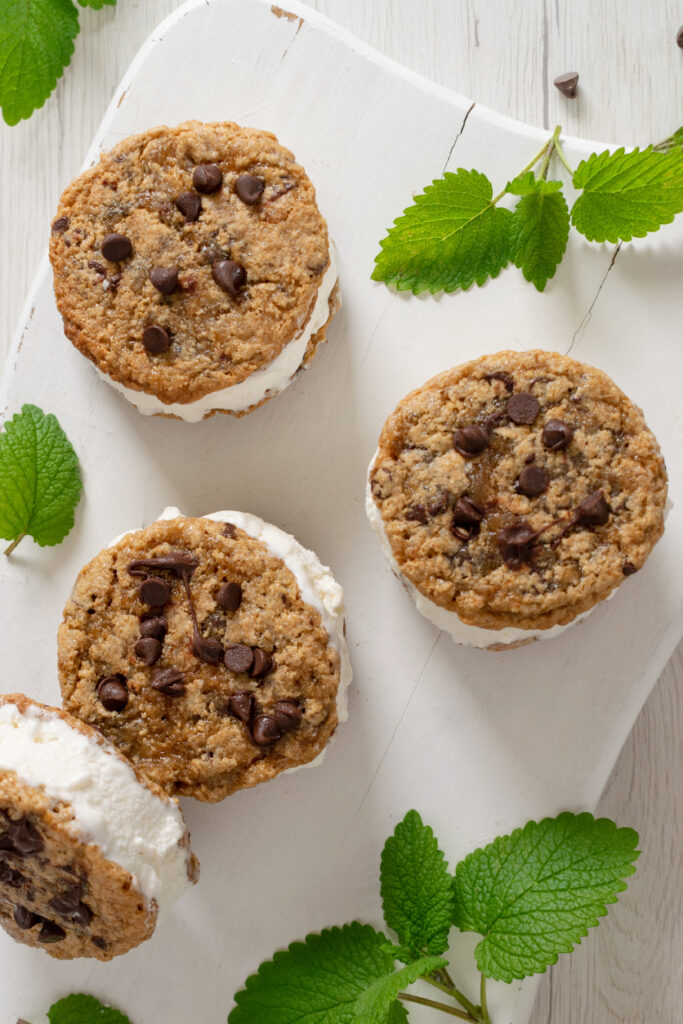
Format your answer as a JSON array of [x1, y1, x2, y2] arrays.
[[1, 2, 681, 1021]]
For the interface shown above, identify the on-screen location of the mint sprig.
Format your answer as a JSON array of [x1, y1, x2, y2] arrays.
[[231, 810, 639, 1024], [47, 993, 132, 1024], [373, 124, 683, 295], [0, 404, 82, 555], [0, 0, 114, 125]]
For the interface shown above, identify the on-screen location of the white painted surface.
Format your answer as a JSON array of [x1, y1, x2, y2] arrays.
[[0, 2, 681, 1023]]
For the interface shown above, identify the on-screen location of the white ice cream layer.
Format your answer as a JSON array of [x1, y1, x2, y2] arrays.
[[365, 460, 595, 649], [95, 253, 338, 422], [0, 701, 193, 916]]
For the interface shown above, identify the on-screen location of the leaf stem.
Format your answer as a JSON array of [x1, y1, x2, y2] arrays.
[[428, 969, 481, 1020], [4, 533, 26, 556], [479, 976, 493, 1024], [398, 991, 478, 1021], [490, 136, 554, 203], [552, 133, 575, 176]]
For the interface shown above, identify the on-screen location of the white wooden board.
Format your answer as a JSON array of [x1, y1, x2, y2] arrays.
[[1, 1, 681, 1021]]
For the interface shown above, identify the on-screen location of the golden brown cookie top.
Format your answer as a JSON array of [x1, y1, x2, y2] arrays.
[[369, 350, 667, 632], [58, 515, 343, 802], [49, 121, 332, 404]]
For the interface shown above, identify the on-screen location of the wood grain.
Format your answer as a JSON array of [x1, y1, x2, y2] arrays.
[[0, 2, 681, 1021]]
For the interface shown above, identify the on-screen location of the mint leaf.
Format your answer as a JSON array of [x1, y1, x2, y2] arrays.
[[387, 1004, 409, 1024], [381, 810, 454, 957], [452, 812, 639, 983], [48, 993, 132, 1024], [372, 170, 513, 294], [0, 0, 79, 126], [230, 921, 443, 1024], [571, 146, 683, 242], [0, 404, 82, 554], [78, 0, 115, 8], [507, 173, 570, 291]]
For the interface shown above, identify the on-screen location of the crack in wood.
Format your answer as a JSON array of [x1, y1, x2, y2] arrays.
[[566, 243, 621, 355]]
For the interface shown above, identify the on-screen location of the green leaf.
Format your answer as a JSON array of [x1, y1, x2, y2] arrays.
[[78, 0, 115, 8], [0, 404, 82, 552], [380, 810, 454, 957], [0, 0, 80, 126], [507, 173, 570, 291], [653, 126, 683, 153], [372, 169, 513, 294], [387, 1004, 409, 1024], [452, 812, 639, 983], [48, 993, 132, 1024], [229, 921, 443, 1024], [571, 146, 683, 242]]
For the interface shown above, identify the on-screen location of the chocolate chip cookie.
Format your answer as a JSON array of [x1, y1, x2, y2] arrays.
[[367, 350, 667, 648], [0, 693, 198, 960], [58, 510, 351, 801], [49, 121, 340, 420]]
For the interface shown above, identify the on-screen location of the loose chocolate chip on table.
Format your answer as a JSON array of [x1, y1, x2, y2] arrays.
[[235, 173, 266, 205], [250, 648, 274, 679], [678, 25, 683, 47], [498, 523, 540, 569], [101, 233, 132, 262], [484, 370, 514, 392], [516, 464, 550, 497], [272, 700, 302, 733], [149, 267, 179, 295], [251, 715, 282, 746], [227, 691, 254, 724], [212, 259, 246, 297], [216, 582, 243, 612], [134, 637, 163, 666], [38, 920, 66, 943], [553, 71, 579, 97], [151, 668, 186, 696], [6, 819, 44, 855], [450, 497, 485, 541], [175, 191, 202, 221], [224, 643, 254, 674], [13, 905, 40, 930], [453, 425, 489, 457], [193, 164, 223, 194], [140, 615, 168, 640], [52, 217, 70, 234], [405, 504, 428, 524], [576, 490, 610, 527], [542, 418, 574, 451], [622, 561, 638, 576], [193, 635, 224, 665], [96, 676, 128, 712], [507, 392, 540, 424], [139, 577, 172, 607]]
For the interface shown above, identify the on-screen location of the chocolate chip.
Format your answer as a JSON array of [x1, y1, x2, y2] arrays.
[[516, 464, 550, 497], [101, 233, 132, 262], [272, 700, 302, 733], [553, 71, 579, 97], [250, 648, 274, 679], [151, 668, 186, 696], [139, 577, 172, 607], [251, 715, 282, 746], [193, 635, 224, 664], [97, 676, 128, 712], [622, 561, 638, 576], [576, 490, 610, 527], [149, 267, 179, 295], [48, 884, 83, 918], [222, 523, 237, 538], [227, 691, 254, 724], [224, 643, 254, 674], [542, 418, 574, 451], [92, 935, 108, 950], [0, 833, 15, 853], [450, 497, 485, 541], [507, 393, 540, 424], [678, 25, 683, 48], [134, 637, 163, 665], [142, 325, 171, 355], [498, 523, 539, 569], [52, 216, 70, 234], [405, 504, 428, 524], [428, 491, 450, 516], [175, 191, 202, 221], [13, 905, 40, 930], [38, 920, 66, 943], [140, 615, 168, 640], [484, 370, 514, 392], [6, 819, 43, 855], [453, 425, 489, 457], [193, 164, 223, 193], [129, 552, 199, 578], [216, 582, 242, 612], [235, 173, 266, 205], [212, 259, 246, 297], [71, 902, 93, 927]]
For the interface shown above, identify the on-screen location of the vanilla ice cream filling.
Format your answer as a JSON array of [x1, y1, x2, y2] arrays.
[[365, 458, 597, 649], [0, 702, 193, 916], [96, 252, 338, 421]]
